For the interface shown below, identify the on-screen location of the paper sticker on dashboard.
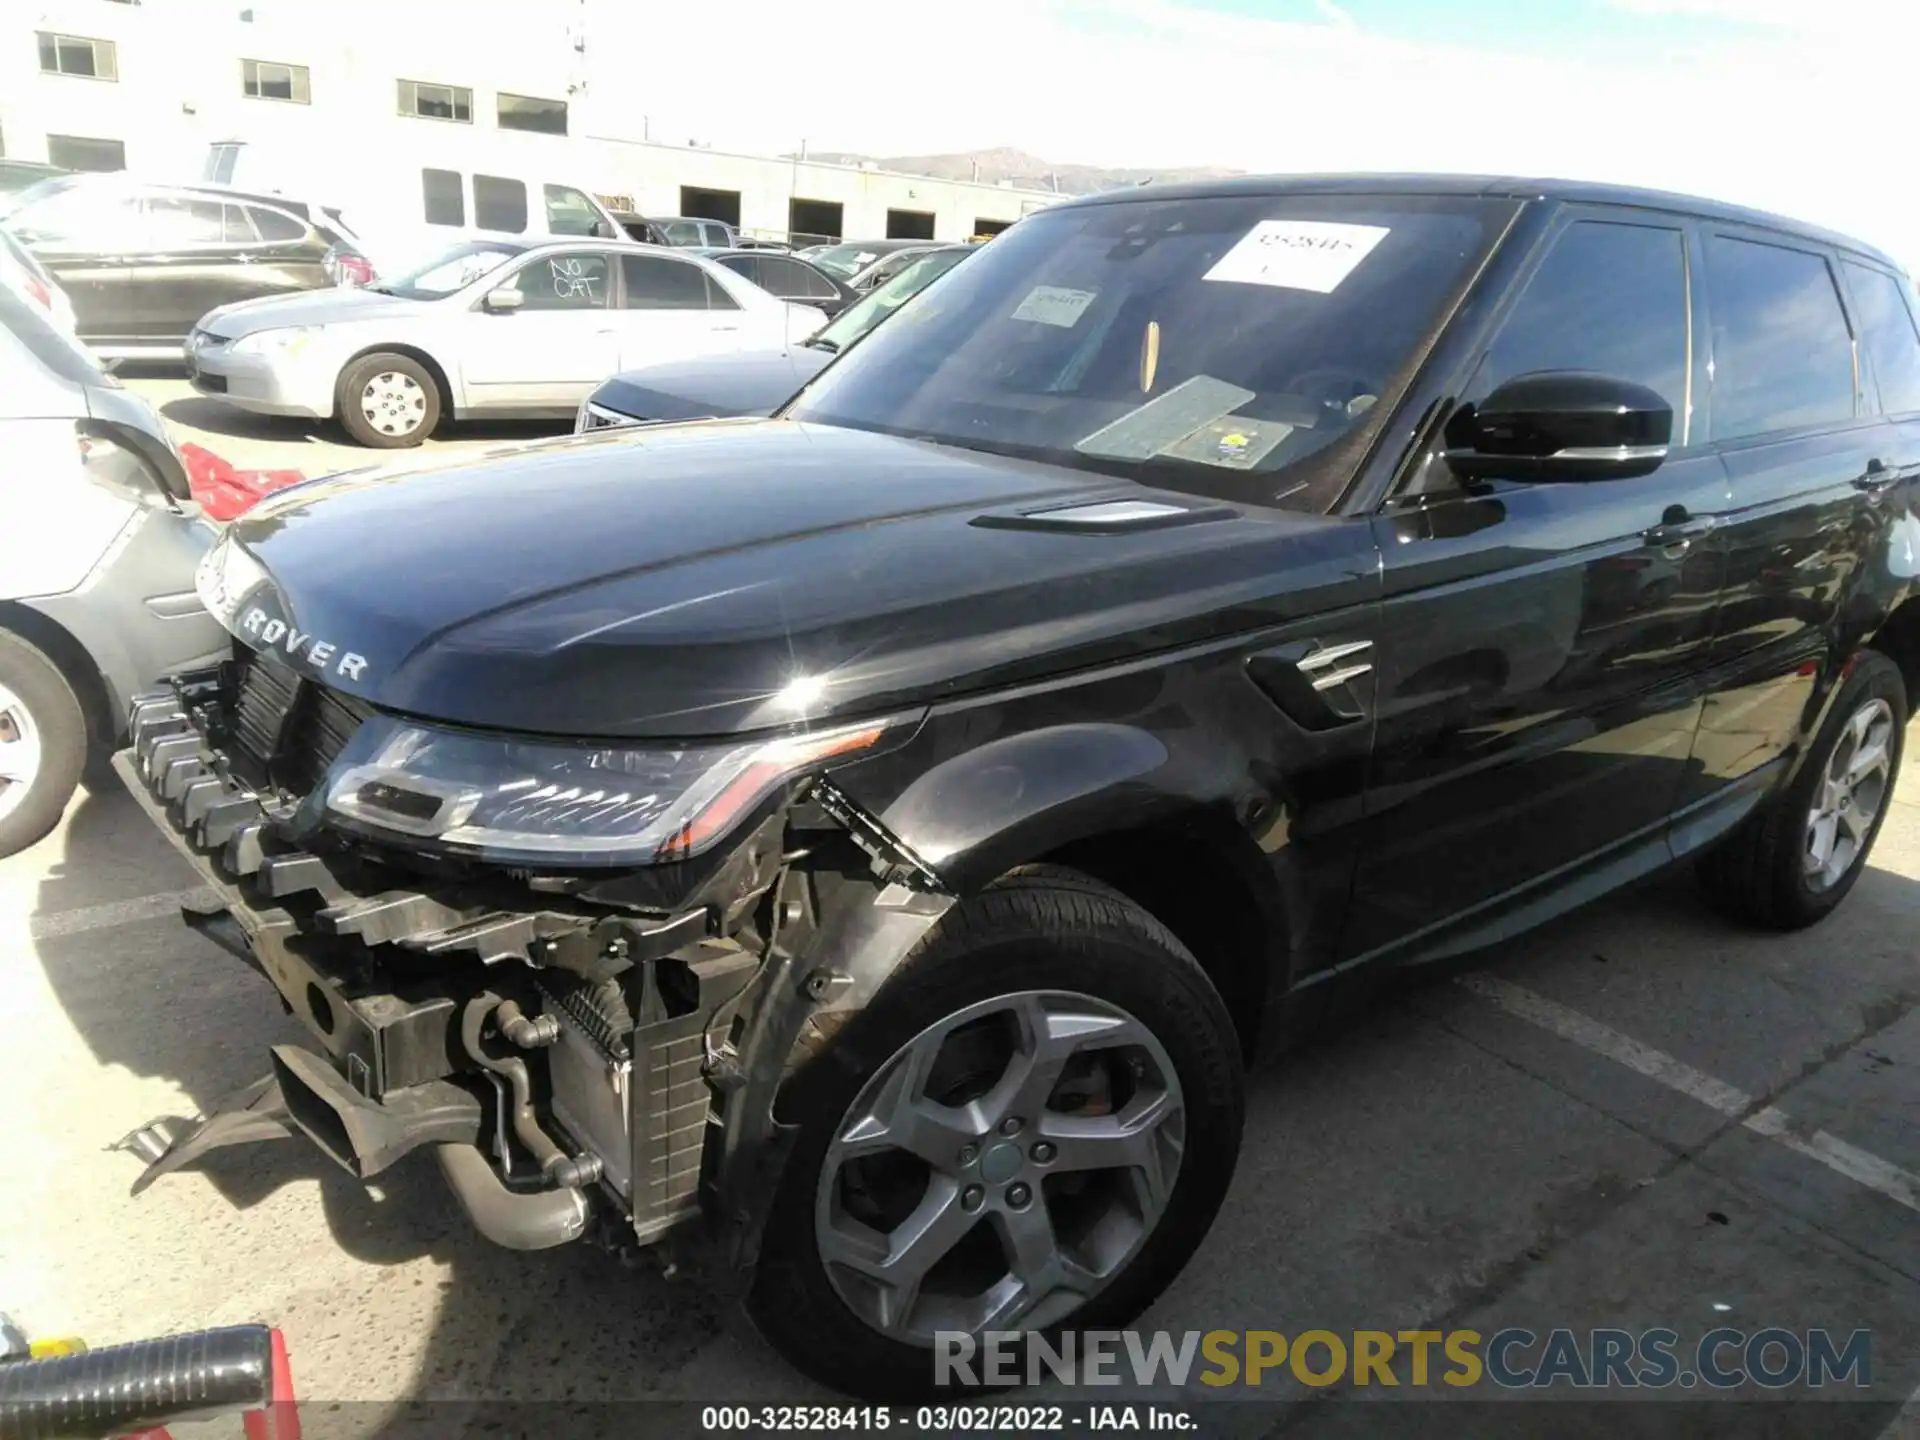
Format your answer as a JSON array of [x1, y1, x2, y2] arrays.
[[1012, 285, 1097, 327], [1203, 220, 1390, 293]]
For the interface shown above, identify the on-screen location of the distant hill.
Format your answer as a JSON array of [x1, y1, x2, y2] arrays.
[[794, 146, 1242, 196]]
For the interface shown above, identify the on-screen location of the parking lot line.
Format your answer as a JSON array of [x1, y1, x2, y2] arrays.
[[1459, 973, 1920, 1214], [1880, 1382, 1920, 1440], [22, 888, 220, 941]]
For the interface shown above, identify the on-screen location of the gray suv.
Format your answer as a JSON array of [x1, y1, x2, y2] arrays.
[[0, 276, 225, 856]]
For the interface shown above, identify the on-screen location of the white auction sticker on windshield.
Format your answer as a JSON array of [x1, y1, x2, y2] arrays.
[[1012, 285, 1097, 327], [1203, 220, 1390, 293]]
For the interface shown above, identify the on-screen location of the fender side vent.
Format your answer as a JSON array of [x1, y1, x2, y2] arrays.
[[971, 499, 1238, 535]]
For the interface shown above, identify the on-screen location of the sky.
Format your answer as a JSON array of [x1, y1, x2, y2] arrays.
[[592, 0, 1920, 264]]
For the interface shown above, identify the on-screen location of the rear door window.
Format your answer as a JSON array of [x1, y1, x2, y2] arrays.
[[247, 206, 306, 243], [422, 169, 465, 227], [756, 257, 815, 298], [718, 254, 762, 288], [1704, 235, 1856, 442], [143, 194, 228, 248], [474, 175, 528, 234], [223, 204, 259, 243], [1842, 261, 1920, 417], [623, 253, 717, 310]]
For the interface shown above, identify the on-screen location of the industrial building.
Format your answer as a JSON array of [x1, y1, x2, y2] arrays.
[[6, 0, 1060, 242]]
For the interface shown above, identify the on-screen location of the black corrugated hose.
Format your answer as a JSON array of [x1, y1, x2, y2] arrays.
[[0, 1324, 273, 1439]]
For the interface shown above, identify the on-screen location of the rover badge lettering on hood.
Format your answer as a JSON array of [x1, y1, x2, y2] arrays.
[[239, 606, 369, 681]]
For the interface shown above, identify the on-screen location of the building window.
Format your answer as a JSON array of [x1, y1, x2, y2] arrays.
[[37, 33, 118, 80], [243, 59, 310, 103], [497, 92, 567, 136], [47, 135, 126, 172], [398, 79, 471, 123], [421, 168, 465, 226], [473, 174, 528, 233]]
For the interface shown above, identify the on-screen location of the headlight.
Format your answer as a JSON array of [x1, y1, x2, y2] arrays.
[[232, 326, 321, 357], [319, 712, 896, 866]]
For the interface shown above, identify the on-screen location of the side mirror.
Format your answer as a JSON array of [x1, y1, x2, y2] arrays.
[[1445, 371, 1672, 483], [483, 288, 523, 313]]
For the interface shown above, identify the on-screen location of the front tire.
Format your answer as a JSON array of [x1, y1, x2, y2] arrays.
[[337, 352, 440, 448], [1698, 650, 1906, 929], [750, 867, 1245, 1399], [0, 631, 86, 859]]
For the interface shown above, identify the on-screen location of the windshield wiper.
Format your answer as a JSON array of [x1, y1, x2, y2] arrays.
[[807, 335, 840, 354]]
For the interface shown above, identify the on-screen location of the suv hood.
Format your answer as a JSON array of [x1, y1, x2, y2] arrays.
[[209, 420, 1345, 738], [590, 347, 827, 423]]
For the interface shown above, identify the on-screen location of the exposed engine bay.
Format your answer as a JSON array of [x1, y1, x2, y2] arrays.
[[113, 642, 954, 1267]]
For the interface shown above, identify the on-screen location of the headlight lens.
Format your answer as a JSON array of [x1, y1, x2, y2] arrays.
[[320, 712, 893, 865], [233, 326, 321, 357]]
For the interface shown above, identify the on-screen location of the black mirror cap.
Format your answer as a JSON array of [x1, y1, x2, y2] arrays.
[[1446, 370, 1674, 483]]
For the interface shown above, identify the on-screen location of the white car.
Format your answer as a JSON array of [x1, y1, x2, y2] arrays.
[[184, 239, 827, 448]]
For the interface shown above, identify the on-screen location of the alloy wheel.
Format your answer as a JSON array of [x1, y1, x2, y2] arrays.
[[1804, 696, 1896, 891], [814, 989, 1185, 1345], [360, 371, 427, 437], [0, 683, 43, 825]]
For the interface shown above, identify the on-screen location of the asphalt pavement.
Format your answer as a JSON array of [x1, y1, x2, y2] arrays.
[[2, 378, 1917, 1437]]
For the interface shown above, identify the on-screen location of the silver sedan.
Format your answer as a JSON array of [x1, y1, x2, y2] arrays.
[[183, 238, 826, 448]]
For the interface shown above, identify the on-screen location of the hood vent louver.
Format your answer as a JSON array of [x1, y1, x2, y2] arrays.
[[971, 498, 1238, 535]]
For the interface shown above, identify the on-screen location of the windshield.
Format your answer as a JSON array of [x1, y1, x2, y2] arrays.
[[378, 241, 525, 299], [0, 175, 110, 232], [813, 249, 970, 352], [656, 220, 706, 246], [809, 243, 904, 279], [788, 193, 1510, 511]]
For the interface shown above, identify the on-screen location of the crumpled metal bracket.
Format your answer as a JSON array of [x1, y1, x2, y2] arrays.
[[111, 1073, 294, 1195]]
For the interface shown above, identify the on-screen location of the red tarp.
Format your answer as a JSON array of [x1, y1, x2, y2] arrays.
[[178, 442, 308, 522]]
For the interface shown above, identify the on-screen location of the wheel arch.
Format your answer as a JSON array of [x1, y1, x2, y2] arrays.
[[856, 720, 1294, 1062], [1867, 591, 1920, 707], [0, 601, 114, 756], [338, 343, 456, 421]]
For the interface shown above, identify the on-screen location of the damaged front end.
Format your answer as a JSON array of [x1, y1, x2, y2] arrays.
[[113, 647, 951, 1266]]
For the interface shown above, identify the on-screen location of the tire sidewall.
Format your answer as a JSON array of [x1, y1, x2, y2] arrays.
[[750, 882, 1245, 1400], [338, 353, 439, 449], [0, 632, 86, 858], [1775, 653, 1907, 922]]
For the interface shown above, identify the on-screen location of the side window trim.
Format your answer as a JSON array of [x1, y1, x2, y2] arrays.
[[1698, 226, 1867, 451], [1835, 257, 1920, 419]]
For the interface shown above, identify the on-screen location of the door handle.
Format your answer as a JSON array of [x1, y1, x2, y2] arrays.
[[1854, 458, 1899, 495], [1641, 514, 1717, 551]]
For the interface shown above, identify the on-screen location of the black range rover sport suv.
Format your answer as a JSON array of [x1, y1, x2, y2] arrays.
[[118, 175, 1920, 1397]]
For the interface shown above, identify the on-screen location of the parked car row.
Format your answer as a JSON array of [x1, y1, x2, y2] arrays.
[[186, 237, 832, 447]]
